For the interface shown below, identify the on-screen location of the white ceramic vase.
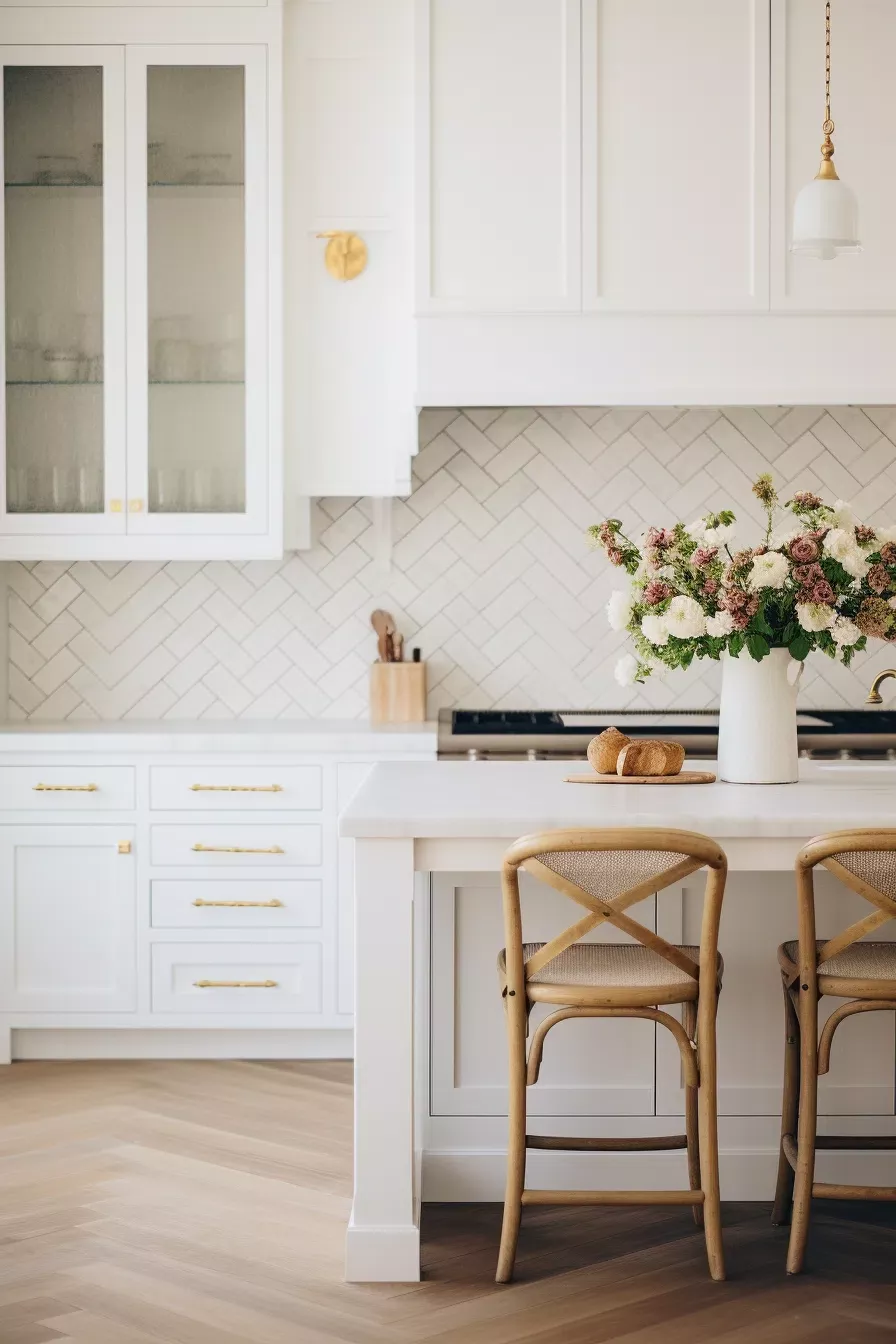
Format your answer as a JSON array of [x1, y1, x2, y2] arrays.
[[717, 647, 803, 784]]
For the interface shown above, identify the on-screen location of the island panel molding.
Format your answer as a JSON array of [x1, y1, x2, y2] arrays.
[[6, 404, 896, 722]]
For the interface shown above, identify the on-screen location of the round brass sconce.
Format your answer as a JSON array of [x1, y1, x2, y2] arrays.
[[316, 231, 368, 282]]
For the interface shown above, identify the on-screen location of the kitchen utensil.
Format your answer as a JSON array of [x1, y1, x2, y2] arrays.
[[370, 609, 397, 663], [392, 632, 404, 663], [564, 771, 717, 785]]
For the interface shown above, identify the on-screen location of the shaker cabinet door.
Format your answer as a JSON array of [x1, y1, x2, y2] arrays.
[[0, 47, 127, 536], [0, 825, 136, 1012]]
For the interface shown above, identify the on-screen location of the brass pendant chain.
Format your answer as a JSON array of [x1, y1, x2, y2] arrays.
[[824, 1, 833, 135]]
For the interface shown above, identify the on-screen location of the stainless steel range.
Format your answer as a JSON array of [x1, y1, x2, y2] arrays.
[[437, 708, 896, 761]]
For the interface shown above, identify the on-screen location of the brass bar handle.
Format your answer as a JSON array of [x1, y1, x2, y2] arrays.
[[33, 783, 98, 792], [194, 979, 278, 989], [190, 784, 283, 793], [192, 898, 284, 908], [191, 843, 284, 855]]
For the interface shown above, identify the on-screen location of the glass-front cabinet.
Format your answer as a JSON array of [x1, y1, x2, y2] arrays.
[[0, 42, 276, 558]]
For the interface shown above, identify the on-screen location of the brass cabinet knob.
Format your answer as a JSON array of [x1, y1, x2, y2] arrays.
[[316, 231, 368, 281]]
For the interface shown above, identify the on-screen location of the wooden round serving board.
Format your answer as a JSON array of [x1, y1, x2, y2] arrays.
[[565, 770, 717, 785]]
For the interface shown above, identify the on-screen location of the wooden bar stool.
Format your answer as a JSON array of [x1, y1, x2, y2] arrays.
[[496, 827, 728, 1283], [773, 829, 896, 1274]]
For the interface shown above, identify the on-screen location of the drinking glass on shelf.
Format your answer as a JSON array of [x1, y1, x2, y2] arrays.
[[188, 467, 214, 512], [33, 154, 90, 186], [151, 317, 197, 382], [43, 350, 82, 384], [151, 467, 186, 513], [182, 152, 232, 185], [77, 466, 102, 513], [6, 313, 38, 382]]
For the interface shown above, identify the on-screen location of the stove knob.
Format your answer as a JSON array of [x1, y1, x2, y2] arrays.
[[799, 748, 812, 759], [466, 748, 481, 762], [526, 748, 540, 762], [888, 749, 896, 762], [839, 749, 854, 760]]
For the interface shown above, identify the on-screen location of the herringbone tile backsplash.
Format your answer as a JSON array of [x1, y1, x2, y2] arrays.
[[7, 405, 896, 721]]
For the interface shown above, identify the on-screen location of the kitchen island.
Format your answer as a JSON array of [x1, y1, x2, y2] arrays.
[[341, 759, 896, 1281]]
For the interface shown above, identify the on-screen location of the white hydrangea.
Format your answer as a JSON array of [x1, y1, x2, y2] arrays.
[[769, 526, 801, 550], [876, 525, 896, 546], [640, 612, 670, 647], [831, 616, 861, 648], [706, 610, 735, 638], [664, 595, 706, 639], [703, 523, 735, 546], [606, 589, 634, 632], [748, 551, 789, 590], [614, 654, 641, 686], [823, 528, 869, 580], [796, 602, 835, 633], [830, 500, 855, 531]]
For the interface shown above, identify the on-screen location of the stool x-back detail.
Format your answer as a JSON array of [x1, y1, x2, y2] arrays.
[[496, 827, 728, 1282], [774, 829, 896, 1273]]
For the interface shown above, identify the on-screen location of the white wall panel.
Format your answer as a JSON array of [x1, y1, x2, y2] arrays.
[[419, 0, 581, 311], [584, 0, 769, 310]]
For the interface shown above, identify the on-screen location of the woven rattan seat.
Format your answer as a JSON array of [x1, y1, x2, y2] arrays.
[[782, 939, 896, 982], [499, 941, 719, 1003]]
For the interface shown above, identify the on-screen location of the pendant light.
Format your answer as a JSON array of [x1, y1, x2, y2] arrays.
[[792, 1, 860, 260]]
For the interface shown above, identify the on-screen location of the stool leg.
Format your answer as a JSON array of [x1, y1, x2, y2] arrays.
[[683, 1000, 703, 1227], [772, 978, 800, 1227], [697, 983, 725, 1281], [787, 981, 819, 1275], [496, 992, 528, 1283]]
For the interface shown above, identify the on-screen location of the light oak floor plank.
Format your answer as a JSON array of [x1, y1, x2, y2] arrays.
[[0, 1062, 892, 1343]]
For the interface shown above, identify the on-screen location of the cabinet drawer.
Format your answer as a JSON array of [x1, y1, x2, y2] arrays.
[[150, 824, 321, 867], [151, 942, 322, 1014], [150, 766, 322, 811], [151, 880, 322, 929], [0, 766, 135, 811]]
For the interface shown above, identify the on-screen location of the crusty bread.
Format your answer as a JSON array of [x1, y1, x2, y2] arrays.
[[616, 740, 685, 777], [587, 727, 631, 775]]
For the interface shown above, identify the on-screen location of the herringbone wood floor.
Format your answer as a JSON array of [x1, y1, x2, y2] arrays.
[[0, 1062, 893, 1343]]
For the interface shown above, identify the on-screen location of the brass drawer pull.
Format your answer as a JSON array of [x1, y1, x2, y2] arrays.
[[190, 784, 283, 793], [194, 979, 278, 989], [192, 843, 284, 855], [193, 898, 284, 908], [33, 783, 98, 792]]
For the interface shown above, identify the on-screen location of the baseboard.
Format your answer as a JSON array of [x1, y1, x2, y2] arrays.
[[421, 1146, 896, 1203], [11, 1028, 354, 1061], [345, 1215, 421, 1283]]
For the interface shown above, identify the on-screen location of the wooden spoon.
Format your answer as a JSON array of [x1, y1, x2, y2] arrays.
[[370, 609, 397, 662]]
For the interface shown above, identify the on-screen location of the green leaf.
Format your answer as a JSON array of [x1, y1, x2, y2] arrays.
[[746, 633, 770, 661], [728, 633, 745, 657], [788, 632, 812, 662]]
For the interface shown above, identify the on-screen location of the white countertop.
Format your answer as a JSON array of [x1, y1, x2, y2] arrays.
[[339, 758, 896, 839], [0, 720, 438, 755]]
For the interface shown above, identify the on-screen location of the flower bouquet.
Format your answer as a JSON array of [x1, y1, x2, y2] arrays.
[[589, 475, 895, 782]]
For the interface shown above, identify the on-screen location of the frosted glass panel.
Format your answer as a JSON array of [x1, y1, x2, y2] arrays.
[[4, 67, 104, 513], [147, 66, 246, 514]]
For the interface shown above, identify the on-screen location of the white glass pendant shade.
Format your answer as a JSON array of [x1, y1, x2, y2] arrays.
[[792, 173, 861, 260]]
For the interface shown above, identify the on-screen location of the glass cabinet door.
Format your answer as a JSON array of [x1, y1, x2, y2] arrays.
[[0, 48, 126, 535], [126, 47, 268, 536]]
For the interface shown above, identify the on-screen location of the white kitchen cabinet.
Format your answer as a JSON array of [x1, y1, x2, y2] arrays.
[[0, 824, 136, 1014], [772, 0, 896, 311], [0, 724, 435, 1059], [583, 0, 769, 311], [0, 4, 282, 559], [284, 0, 415, 502]]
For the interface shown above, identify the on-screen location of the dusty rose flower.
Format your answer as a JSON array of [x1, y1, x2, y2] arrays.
[[811, 578, 835, 605], [792, 491, 823, 509], [720, 587, 747, 611], [642, 579, 673, 606], [692, 546, 718, 568], [701, 578, 719, 596], [607, 547, 624, 566], [730, 601, 758, 630], [793, 562, 823, 586], [881, 542, 896, 565], [856, 597, 893, 639], [644, 526, 675, 551], [867, 563, 890, 594], [856, 524, 876, 546], [752, 545, 768, 557], [789, 535, 820, 563]]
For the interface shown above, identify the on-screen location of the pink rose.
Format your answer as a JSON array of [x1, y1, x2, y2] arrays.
[[692, 546, 718, 568], [811, 579, 835, 605], [789, 535, 820, 563], [731, 609, 751, 631], [607, 547, 624, 567], [881, 543, 896, 565]]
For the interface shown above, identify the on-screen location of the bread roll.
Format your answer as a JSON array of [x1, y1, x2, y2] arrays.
[[616, 740, 685, 777], [587, 727, 631, 775]]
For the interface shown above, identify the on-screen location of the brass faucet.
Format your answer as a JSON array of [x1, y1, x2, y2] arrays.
[[866, 670, 896, 704]]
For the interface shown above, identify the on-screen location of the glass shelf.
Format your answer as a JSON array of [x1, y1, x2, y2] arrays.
[[7, 380, 101, 387], [149, 180, 244, 188], [149, 380, 244, 387], [5, 181, 101, 190]]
